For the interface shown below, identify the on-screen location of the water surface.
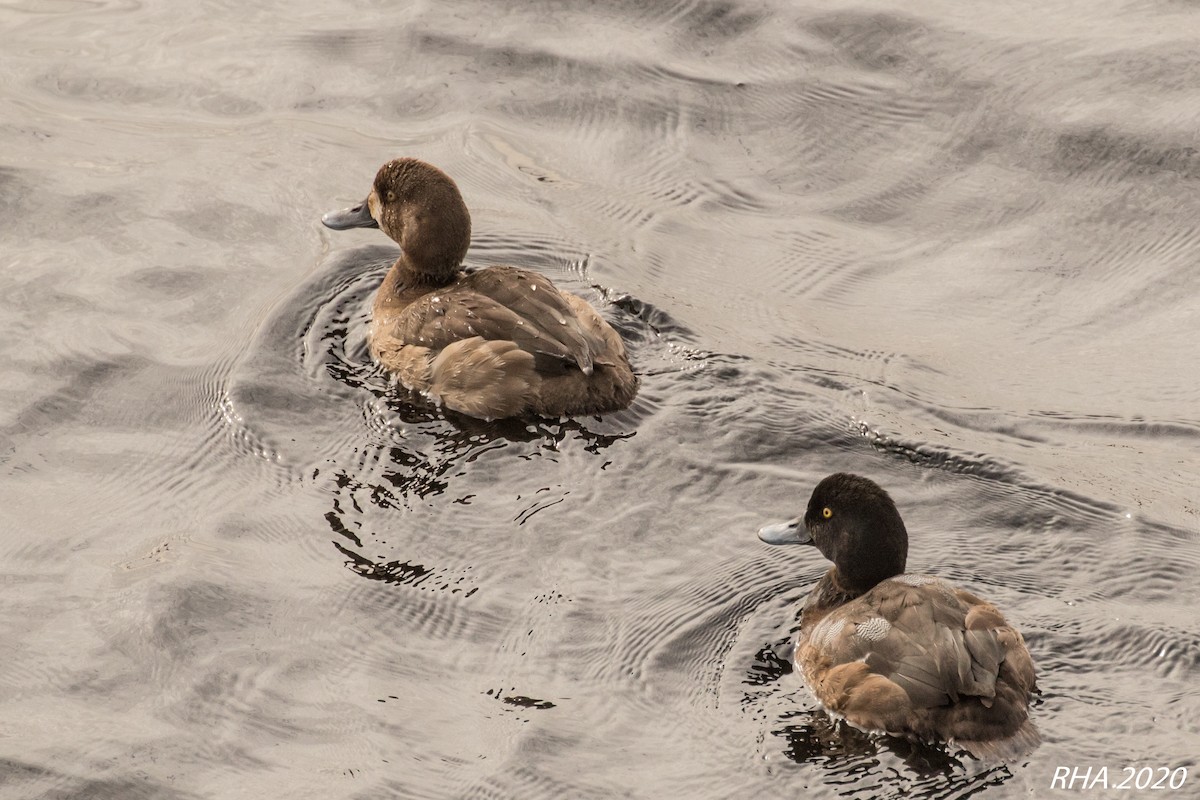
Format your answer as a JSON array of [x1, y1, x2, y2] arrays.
[[1, 0, 1198, 797]]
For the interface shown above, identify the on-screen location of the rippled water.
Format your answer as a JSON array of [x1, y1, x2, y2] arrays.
[[2, 0, 1199, 797]]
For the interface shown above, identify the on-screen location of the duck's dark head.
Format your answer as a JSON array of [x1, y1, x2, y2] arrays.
[[758, 473, 908, 594], [323, 157, 471, 281]]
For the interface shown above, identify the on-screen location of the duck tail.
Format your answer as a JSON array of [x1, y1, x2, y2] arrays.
[[429, 337, 536, 419], [954, 719, 1041, 762]]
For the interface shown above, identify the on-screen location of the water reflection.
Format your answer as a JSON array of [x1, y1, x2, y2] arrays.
[[322, 409, 638, 583], [228, 238, 688, 605]]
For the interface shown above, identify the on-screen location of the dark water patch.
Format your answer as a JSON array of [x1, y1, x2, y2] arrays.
[[1046, 620, 1200, 680], [830, 175, 941, 226], [745, 635, 794, 687], [640, 365, 828, 464], [561, 550, 806, 728], [78, 580, 329, 776], [1, 172, 153, 261], [604, 290, 706, 358], [1083, 550, 1200, 605], [0, 166, 35, 228], [1114, 218, 1200, 273], [460, 767, 622, 800], [806, 10, 927, 75], [145, 580, 270, 664], [349, 781, 451, 800], [226, 245, 392, 464], [323, 411, 635, 511], [166, 200, 279, 243], [414, 37, 761, 147], [790, 77, 946, 130], [164, 666, 299, 748], [34, 69, 171, 106], [693, 172, 776, 214], [333, 569, 507, 652], [216, 389, 290, 465], [501, 88, 718, 143], [849, 417, 1133, 532], [0, 354, 148, 440], [867, 431, 1032, 484], [0, 271, 95, 331], [32, 66, 264, 117], [0, 759, 206, 800], [1135, 515, 1200, 545], [907, 405, 1051, 448], [197, 92, 263, 117], [675, 0, 763, 40], [124, 265, 212, 299], [416, 33, 604, 80], [0, 757, 56, 790], [773, 709, 999, 779], [514, 485, 568, 524], [334, 542, 478, 598], [0, 124, 54, 145], [587, 179, 676, 233], [291, 27, 378, 59], [1079, 40, 1200, 91], [744, 81, 952, 198], [62, 191, 139, 243], [643, 62, 748, 92], [487, 688, 557, 711], [0, 349, 260, 521], [1052, 126, 1200, 182]]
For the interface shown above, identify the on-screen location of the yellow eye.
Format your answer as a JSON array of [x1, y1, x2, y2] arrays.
[[386, 190, 396, 202], [821, 507, 833, 519]]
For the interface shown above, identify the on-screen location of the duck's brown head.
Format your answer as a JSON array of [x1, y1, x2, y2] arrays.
[[323, 157, 471, 281]]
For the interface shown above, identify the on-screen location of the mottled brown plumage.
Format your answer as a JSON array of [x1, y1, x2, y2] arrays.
[[323, 158, 637, 420], [758, 473, 1039, 760]]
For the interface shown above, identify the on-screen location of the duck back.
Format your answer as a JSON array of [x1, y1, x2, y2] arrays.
[[798, 573, 1039, 760], [370, 266, 635, 419]]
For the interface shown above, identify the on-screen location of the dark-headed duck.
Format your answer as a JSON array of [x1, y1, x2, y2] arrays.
[[758, 473, 1039, 760], [323, 158, 637, 420]]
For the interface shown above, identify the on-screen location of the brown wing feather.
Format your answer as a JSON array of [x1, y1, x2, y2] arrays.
[[389, 267, 609, 374], [804, 579, 1017, 712]]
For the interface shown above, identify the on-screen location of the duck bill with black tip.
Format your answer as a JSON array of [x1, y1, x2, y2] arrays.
[[757, 518, 813, 546]]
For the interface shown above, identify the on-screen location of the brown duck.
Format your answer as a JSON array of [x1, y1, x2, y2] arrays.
[[323, 158, 637, 420], [758, 473, 1039, 760]]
